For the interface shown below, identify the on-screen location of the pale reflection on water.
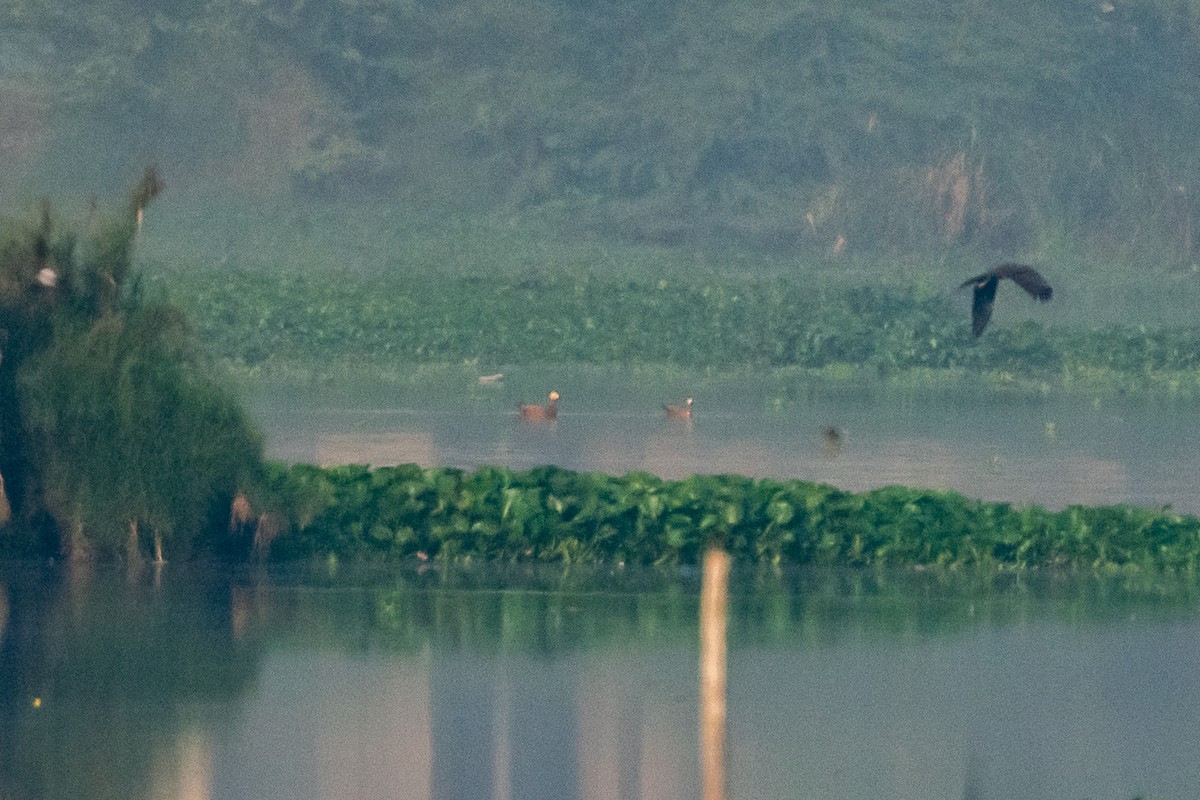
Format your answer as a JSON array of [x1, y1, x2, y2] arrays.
[[3, 566, 1200, 800], [146, 624, 1200, 800], [248, 370, 1200, 513]]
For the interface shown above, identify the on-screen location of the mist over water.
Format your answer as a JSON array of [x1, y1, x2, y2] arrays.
[[245, 367, 1200, 513], [5, 4, 1200, 799]]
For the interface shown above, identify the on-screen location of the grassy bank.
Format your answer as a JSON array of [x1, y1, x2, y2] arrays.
[[254, 462, 1200, 572]]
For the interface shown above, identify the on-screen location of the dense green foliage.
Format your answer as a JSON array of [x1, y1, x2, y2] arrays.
[[257, 462, 1200, 572], [0, 177, 263, 560], [6, 0, 1200, 267], [157, 266, 1200, 392]]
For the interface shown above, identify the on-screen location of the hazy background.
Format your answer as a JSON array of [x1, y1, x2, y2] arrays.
[[3, 0, 1200, 322]]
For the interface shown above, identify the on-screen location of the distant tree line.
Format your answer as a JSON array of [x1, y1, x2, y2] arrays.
[[0, 171, 263, 560], [3, 0, 1200, 264]]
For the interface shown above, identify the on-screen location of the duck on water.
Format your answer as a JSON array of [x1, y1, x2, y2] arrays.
[[519, 390, 560, 421]]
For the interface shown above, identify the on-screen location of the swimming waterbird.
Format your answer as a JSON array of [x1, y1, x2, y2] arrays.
[[664, 397, 694, 419], [519, 390, 559, 421], [822, 426, 843, 458]]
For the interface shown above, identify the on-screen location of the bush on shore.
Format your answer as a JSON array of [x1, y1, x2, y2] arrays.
[[0, 173, 264, 561]]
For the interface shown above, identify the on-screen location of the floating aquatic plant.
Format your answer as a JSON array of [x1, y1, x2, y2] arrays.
[[255, 462, 1200, 573]]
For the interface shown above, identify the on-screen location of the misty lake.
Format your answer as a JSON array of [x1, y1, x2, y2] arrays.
[[4, 368, 1195, 800], [2, 562, 1198, 800], [244, 366, 1200, 514]]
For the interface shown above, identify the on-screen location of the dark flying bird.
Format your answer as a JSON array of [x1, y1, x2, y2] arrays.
[[960, 263, 1053, 337]]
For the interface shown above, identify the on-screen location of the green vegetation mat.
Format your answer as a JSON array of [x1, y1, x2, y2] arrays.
[[154, 267, 1200, 395], [258, 462, 1200, 572]]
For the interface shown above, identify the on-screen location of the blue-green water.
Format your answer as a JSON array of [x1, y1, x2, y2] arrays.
[[1, 563, 1197, 800]]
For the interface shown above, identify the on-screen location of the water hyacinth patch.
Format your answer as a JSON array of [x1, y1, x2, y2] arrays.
[[254, 462, 1200, 572], [156, 267, 1200, 395]]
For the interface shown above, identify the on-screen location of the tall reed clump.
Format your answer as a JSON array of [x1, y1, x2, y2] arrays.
[[0, 170, 264, 560]]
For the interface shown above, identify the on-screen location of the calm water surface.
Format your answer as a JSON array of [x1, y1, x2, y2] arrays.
[[88, 367, 1193, 800], [1, 563, 1197, 800], [246, 367, 1200, 513]]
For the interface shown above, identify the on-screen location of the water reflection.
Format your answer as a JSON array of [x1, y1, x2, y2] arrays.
[[3, 564, 1200, 799], [0, 564, 258, 800], [699, 549, 729, 800], [152, 730, 214, 800], [0, 582, 8, 648], [430, 652, 494, 800]]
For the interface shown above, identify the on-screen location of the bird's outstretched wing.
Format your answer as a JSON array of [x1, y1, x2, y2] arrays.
[[992, 263, 1053, 302], [960, 264, 1053, 337], [967, 275, 999, 337], [969, 277, 998, 335]]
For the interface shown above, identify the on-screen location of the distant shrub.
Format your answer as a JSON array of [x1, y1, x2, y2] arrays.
[[0, 171, 263, 560]]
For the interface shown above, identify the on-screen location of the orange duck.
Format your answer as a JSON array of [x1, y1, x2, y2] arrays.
[[664, 397, 694, 419], [519, 390, 559, 421]]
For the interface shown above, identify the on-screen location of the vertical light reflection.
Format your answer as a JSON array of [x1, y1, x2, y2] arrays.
[[0, 582, 8, 648], [700, 548, 730, 800], [430, 651, 497, 800], [575, 659, 642, 800], [152, 729, 214, 800]]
